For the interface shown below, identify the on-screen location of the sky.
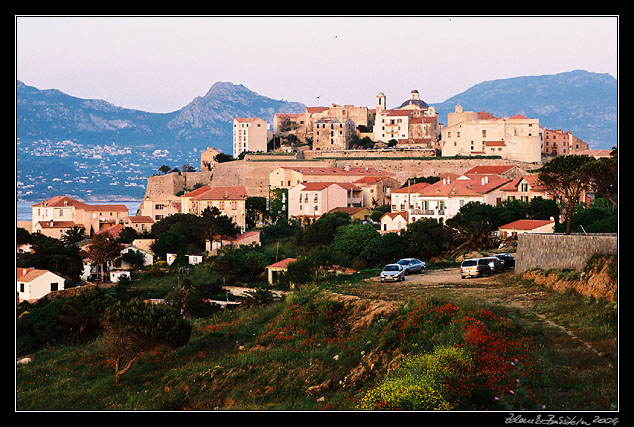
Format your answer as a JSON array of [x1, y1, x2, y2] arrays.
[[15, 15, 619, 113]]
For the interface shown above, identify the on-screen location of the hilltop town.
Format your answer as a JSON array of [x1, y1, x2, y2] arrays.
[[17, 87, 616, 300], [16, 88, 618, 413]]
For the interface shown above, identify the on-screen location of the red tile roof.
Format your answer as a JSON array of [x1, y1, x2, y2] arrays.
[[35, 221, 80, 229], [484, 141, 506, 147], [267, 258, 297, 269], [298, 182, 360, 191], [17, 268, 54, 282], [32, 196, 87, 208], [478, 111, 498, 120], [31, 196, 128, 212], [181, 186, 211, 198], [282, 166, 393, 177], [381, 211, 409, 221], [306, 107, 329, 113], [463, 165, 517, 175], [498, 219, 554, 230], [392, 182, 432, 194], [97, 224, 124, 238], [125, 216, 154, 223], [193, 186, 247, 201], [500, 175, 546, 192]]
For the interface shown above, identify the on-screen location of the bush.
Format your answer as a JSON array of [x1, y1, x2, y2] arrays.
[[356, 346, 472, 410]]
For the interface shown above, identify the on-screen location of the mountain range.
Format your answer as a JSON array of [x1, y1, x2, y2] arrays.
[[16, 70, 617, 202]]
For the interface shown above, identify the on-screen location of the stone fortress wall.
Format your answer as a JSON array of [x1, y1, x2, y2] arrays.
[[144, 150, 539, 199]]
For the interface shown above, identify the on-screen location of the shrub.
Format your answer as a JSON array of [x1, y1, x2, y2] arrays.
[[356, 345, 472, 410]]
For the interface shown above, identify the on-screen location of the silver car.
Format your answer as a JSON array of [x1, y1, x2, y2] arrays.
[[396, 258, 426, 275], [380, 264, 405, 282]]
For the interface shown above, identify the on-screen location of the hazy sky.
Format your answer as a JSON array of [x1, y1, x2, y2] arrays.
[[15, 15, 619, 113]]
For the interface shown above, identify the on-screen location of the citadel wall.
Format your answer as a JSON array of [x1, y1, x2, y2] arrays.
[[144, 153, 539, 199]]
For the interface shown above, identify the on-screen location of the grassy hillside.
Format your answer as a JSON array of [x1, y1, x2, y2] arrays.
[[16, 265, 617, 411]]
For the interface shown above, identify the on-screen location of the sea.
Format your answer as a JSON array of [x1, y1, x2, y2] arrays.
[[16, 200, 143, 223]]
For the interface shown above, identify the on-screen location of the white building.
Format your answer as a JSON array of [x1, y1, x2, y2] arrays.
[[17, 268, 65, 302], [441, 105, 542, 163], [233, 117, 273, 158]]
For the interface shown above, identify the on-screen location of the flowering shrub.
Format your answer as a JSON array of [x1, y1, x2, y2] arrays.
[[450, 310, 539, 409], [360, 300, 539, 411], [356, 346, 471, 410]]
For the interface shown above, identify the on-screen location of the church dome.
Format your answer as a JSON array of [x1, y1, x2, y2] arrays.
[[398, 89, 429, 109]]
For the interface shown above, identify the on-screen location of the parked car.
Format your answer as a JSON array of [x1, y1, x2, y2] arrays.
[[484, 256, 505, 273], [460, 258, 492, 278], [495, 253, 516, 269], [396, 258, 426, 275], [380, 264, 405, 282]]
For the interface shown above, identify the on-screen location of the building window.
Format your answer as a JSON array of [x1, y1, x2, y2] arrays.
[[51, 283, 58, 292]]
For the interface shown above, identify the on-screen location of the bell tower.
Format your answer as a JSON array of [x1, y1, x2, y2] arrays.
[[376, 92, 386, 114]]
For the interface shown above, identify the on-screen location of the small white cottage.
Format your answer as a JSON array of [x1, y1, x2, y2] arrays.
[[17, 268, 65, 302]]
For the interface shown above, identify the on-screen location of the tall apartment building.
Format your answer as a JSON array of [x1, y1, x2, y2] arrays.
[[441, 105, 542, 163], [233, 117, 272, 158]]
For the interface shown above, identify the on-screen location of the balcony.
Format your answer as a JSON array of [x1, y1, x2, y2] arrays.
[[409, 208, 445, 217]]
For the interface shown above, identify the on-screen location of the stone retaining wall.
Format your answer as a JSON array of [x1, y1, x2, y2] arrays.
[[515, 233, 618, 272]]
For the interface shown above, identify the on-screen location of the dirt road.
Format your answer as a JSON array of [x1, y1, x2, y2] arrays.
[[350, 267, 549, 313]]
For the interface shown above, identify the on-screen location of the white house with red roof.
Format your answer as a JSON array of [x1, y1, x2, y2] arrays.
[[352, 176, 401, 209], [386, 172, 513, 228], [499, 175, 550, 203], [380, 211, 409, 232], [498, 219, 555, 239], [206, 230, 261, 254], [266, 257, 297, 284], [17, 268, 65, 303]]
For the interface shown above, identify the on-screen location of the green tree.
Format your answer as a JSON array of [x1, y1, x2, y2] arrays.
[[116, 227, 139, 244], [527, 197, 560, 223], [294, 211, 351, 253], [359, 232, 409, 267], [201, 206, 240, 251], [246, 196, 267, 228], [587, 147, 618, 210], [446, 202, 498, 254], [165, 282, 217, 319], [100, 298, 191, 385], [120, 249, 146, 270], [61, 226, 88, 246], [330, 224, 380, 264], [538, 154, 597, 234], [402, 218, 452, 260], [159, 165, 171, 175], [56, 287, 107, 343], [86, 233, 124, 282], [18, 232, 84, 281], [268, 188, 288, 222]]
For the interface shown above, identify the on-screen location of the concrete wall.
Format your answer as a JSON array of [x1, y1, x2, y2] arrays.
[[515, 233, 618, 272]]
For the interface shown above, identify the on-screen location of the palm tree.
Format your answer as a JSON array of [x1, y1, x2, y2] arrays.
[[61, 226, 87, 246]]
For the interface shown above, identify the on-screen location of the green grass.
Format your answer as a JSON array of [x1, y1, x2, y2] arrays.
[[16, 272, 618, 411]]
